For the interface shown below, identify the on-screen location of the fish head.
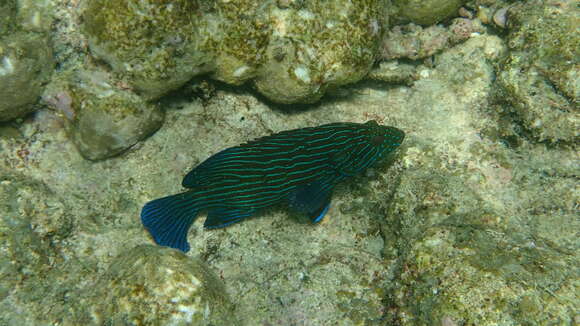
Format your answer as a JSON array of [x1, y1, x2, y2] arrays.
[[330, 121, 405, 176], [364, 120, 405, 157]]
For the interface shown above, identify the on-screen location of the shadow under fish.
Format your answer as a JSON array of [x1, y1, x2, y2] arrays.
[[141, 120, 405, 252]]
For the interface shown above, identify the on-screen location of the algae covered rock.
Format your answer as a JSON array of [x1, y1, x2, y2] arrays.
[[65, 68, 164, 160], [1, 0, 52, 37], [252, 0, 385, 104], [366, 33, 577, 324], [381, 18, 485, 61], [208, 0, 269, 86], [0, 172, 72, 326], [0, 32, 54, 121], [496, 0, 579, 142], [0, 0, 18, 38], [81, 0, 387, 104], [0, 171, 70, 302], [392, 0, 464, 26], [82, 0, 214, 100], [0, 0, 54, 121], [83, 245, 237, 326], [382, 171, 577, 325]]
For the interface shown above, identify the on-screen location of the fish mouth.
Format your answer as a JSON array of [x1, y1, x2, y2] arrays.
[[395, 127, 405, 143], [379, 125, 405, 146]]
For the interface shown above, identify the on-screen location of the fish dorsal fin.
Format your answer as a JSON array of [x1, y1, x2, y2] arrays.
[[182, 147, 242, 188]]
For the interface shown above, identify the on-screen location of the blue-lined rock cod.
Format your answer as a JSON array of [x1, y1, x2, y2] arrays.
[[141, 120, 405, 252]]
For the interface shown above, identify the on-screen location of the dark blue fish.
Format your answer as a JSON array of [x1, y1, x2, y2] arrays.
[[141, 120, 405, 252]]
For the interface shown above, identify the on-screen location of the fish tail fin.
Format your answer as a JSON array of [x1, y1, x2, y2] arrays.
[[140, 192, 199, 252]]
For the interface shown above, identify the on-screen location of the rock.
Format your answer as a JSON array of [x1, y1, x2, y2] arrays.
[[252, 0, 385, 104], [381, 18, 484, 61], [0, 0, 54, 122], [17, 0, 53, 33], [492, 7, 508, 29], [371, 34, 576, 325], [64, 68, 164, 161], [77, 245, 238, 326], [0, 0, 18, 38], [382, 24, 449, 60], [81, 0, 387, 104], [368, 60, 417, 85], [496, 0, 579, 142], [0, 32, 54, 121], [382, 171, 577, 325], [392, 0, 464, 26], [81, 0, 214, 101], [208, 1, 268, 86], [0, 171, 70, 302]]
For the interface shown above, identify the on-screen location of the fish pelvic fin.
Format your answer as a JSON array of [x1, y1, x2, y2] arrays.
[[140, 191, 199, 252]]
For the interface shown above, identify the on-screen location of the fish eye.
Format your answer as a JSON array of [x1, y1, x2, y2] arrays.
[[370, 135, 384, 145]]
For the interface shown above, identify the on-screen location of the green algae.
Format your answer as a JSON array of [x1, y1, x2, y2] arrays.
[[207, 0, 271, 85]]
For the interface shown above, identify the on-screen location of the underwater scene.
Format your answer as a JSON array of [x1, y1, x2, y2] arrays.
[[0, 0, 577, 325]]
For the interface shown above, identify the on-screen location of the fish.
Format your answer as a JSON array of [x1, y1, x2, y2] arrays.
[[141, 120, 405, 252]]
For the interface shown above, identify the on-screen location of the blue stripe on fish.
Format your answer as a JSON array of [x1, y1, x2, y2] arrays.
[[141, 120, 405, 252]]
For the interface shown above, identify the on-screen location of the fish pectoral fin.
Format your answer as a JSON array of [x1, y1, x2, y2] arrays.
[[204, 207, 255, 229], [288, 181, 333, 223]]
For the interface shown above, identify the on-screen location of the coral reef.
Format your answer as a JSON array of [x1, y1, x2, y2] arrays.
[[252, 0, 384, 104], [38, 0, 391, 158], [9, 0, 491, 159], [383, 171, 577, 325]]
